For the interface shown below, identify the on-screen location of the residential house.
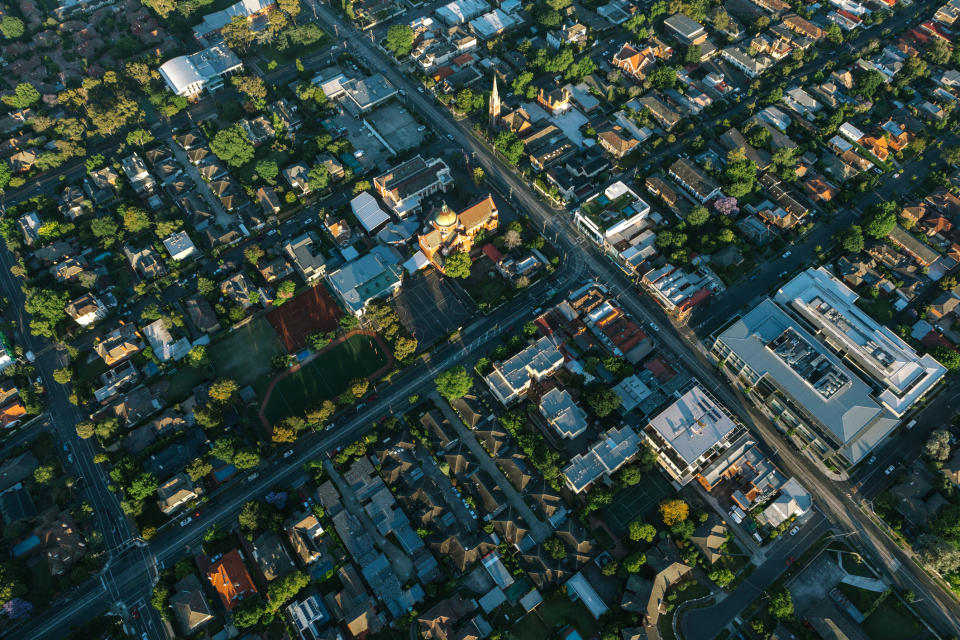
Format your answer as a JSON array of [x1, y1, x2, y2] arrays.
[[163, 231, 199, 261], [94, 323, 142, 366], [169, 574, 214, 636], [185, 295, 221, 333], [156, 473, 200, 515], [142, 318, 192, 361], [284, 233, 327, 283], [66, 293, 108, 327], [221, 272, 260, 308], [284, 163, 311, 194], [669, 158, 722, 203], [202, 549, 258, 612]]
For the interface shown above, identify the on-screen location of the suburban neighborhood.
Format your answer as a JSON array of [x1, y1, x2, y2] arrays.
[[0, 0, 958, 637]]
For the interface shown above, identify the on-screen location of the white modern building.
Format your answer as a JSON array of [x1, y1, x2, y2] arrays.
[[642, 380, 746, 485], [159, 45, 243, 98], [538, 388, 589, 439], [484, 336, 564, 406], [713, 267, 946, 464]]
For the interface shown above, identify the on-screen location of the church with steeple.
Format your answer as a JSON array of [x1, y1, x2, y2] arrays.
[[489, 76, 501, 129]]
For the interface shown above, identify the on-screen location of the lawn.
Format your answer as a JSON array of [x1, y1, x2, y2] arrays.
[[861, 597, 931, 640], [600, 471, 674, 536], [209, 316, 286, 387], [510, 594, 598, 640], [836, 582, 876, 614], [162, 364, 212, 403], [659, 581, 712, 640], [260, 333, 389, 424]]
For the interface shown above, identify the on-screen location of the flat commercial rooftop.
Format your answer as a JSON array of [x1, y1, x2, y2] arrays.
[[647, 382, 739, 465], [717, 298, 898, 462]]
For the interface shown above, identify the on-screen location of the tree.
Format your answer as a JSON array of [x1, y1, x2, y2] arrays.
[[233, 450, 260, 470], [232, 75, 267, 105], [862, 202, 897, 239], [648, 66, 677, 90], [306, 400, 336, 425], [924, 429, 951, 462], [503, 229, 523, 250], [837, 225, 864, 254], [122, 206, 151, 233], [266, 571, 310, 612], [629, 520, 657, 543], [223, 15, 257, 50], [197, 276, 215, 297], [0, 16, 25, 39], [76, 421, 95, 439], [186, 458, 212, 482], [278, 0, 301, 15], [350, 377, 369, 399], [619, 466, 643, 486], [210, 125, 255, 168], [494, 130, 525, 165], [709, 568, 735, 588], [244, 245, 265, 266], [444, 251, 472, 279], [435, 366, 473, 401], [3, 598, 32, 619], [52, 367, 73, 384], [542, 536, 566, 559], [256, 159, 279, 182], [944, 146, 960, 168], [272, 424, 297, 443], [931, 346, 960, 371], [307, 164, 331, 192], [238, 500, 261, 532], [768, 589, 794, 620], [151, 583, 170, 613], [659, 499, 689, 526], [277, 280, 296, 300], [33, 464, 55, 484], [916, 534, 960, 573], [209, 378, 238, 404], [126, 129, 154, 147], [723, 147, 757, 198], [94, 417, 120, 441], [233, 598, 264, 629], [624, 552, 647, 572], [0, 163, 11, 193], [3, 83, 39, 110], [687, 206, 709, 226], [393, 336, 418, 361], [586, 388, 621, 417], [473, 167, 485, 184], [129, 472, 159, 502], [385, 24, 415, 57]]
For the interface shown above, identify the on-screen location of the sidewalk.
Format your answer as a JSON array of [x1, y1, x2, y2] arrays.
[[430, 391, 554, 543]]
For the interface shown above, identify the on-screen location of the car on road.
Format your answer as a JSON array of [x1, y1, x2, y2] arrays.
[[785, 555, 794, 566], [417, 86, 424, 93], [283, 449, 294, 459], [446, 134, 455, 141], [179, 516, 192, 527], [649, 322, 659, 332], [131, 606, 140, 620], [885, 465, 896, 475], [867, 455, 876, 465], [789, 526, 800, 536], [782, 250, 792, 258]]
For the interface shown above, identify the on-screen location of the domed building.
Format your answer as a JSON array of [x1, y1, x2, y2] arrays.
[[418, 195, 499, 273]]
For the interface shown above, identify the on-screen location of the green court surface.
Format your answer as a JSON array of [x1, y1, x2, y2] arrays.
[[209, 317, 286, 387], [601, 472, 674, 535], [261, 333, 389, 424]]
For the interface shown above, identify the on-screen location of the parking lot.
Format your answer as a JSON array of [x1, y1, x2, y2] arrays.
[[331, 111, 393, 172], [391, 269, 474, 346], [365, 102, 427, 153]]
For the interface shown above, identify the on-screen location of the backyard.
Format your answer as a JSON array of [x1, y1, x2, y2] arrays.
[[510, 594, 599, 640], [600, 471, 674, 536], [259, 332, 390, 425]]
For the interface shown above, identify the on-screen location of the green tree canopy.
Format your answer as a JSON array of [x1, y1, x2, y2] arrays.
[[862, 202, 898, 239], [444, 251, 472, 279], [768, 589, 794, 620], [836, 225, 864, 254], [586, 387, 621, 417], [3, 83, 39, 110], [385, 24, 415, 57], [0, 16, 25, 39], [435, 366, 473, 401], [210, 125, 255, 168]]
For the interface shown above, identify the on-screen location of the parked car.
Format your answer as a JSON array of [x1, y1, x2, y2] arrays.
[[885, 465, 896, 475], [789, 526, 800, 536], [867, 455, 876, 465]]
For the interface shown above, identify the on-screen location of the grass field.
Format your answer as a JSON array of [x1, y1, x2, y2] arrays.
[[601, 472, 674, 535], [511, 594, 598, 639], [861, 596, 931, 640], [210, 317, 286, 387], [261, 334, 388, 424]]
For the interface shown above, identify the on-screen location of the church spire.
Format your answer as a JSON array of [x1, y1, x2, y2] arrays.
[[489, 75, 501, 129]]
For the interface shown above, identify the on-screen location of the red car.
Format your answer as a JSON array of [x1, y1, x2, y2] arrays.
[[131, 606, 140, 620], [785, 556, 795, 567]]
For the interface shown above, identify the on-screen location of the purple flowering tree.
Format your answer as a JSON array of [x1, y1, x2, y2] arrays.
[[3, 598, 32, 619], [714, 196, 739, 216], [265, 491, 287, 509]]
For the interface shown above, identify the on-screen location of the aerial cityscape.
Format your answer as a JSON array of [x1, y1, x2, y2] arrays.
[[0, 0, 957, 636]]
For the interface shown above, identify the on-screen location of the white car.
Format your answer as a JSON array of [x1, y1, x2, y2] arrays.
[[867, 455, 876, 465], [179, 516, 192, 527], [789, 526, 800, 536], [782, 250, 792, 258], [283, 449, 294, 459], [885, 465, 896, 475]]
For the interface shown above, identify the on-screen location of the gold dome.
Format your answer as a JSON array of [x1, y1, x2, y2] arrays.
[[434, 203, 457, 227]]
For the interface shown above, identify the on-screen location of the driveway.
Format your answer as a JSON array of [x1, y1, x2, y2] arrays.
[[164, 135, 236, 230], [429, 391, 553, 543]]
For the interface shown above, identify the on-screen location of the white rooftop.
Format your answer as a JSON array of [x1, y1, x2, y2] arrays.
[[647, 383, 740, 465], [775, 267, 947, 417], [350, 191, 391, 233]]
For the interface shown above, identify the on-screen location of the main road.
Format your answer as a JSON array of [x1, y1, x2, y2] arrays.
[[301, 2, 960, 634]]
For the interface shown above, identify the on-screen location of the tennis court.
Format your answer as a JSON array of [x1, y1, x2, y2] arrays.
[[601, 472, 674, 536], [260, 332, 391, 425], [267, 284, 343, 352]]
